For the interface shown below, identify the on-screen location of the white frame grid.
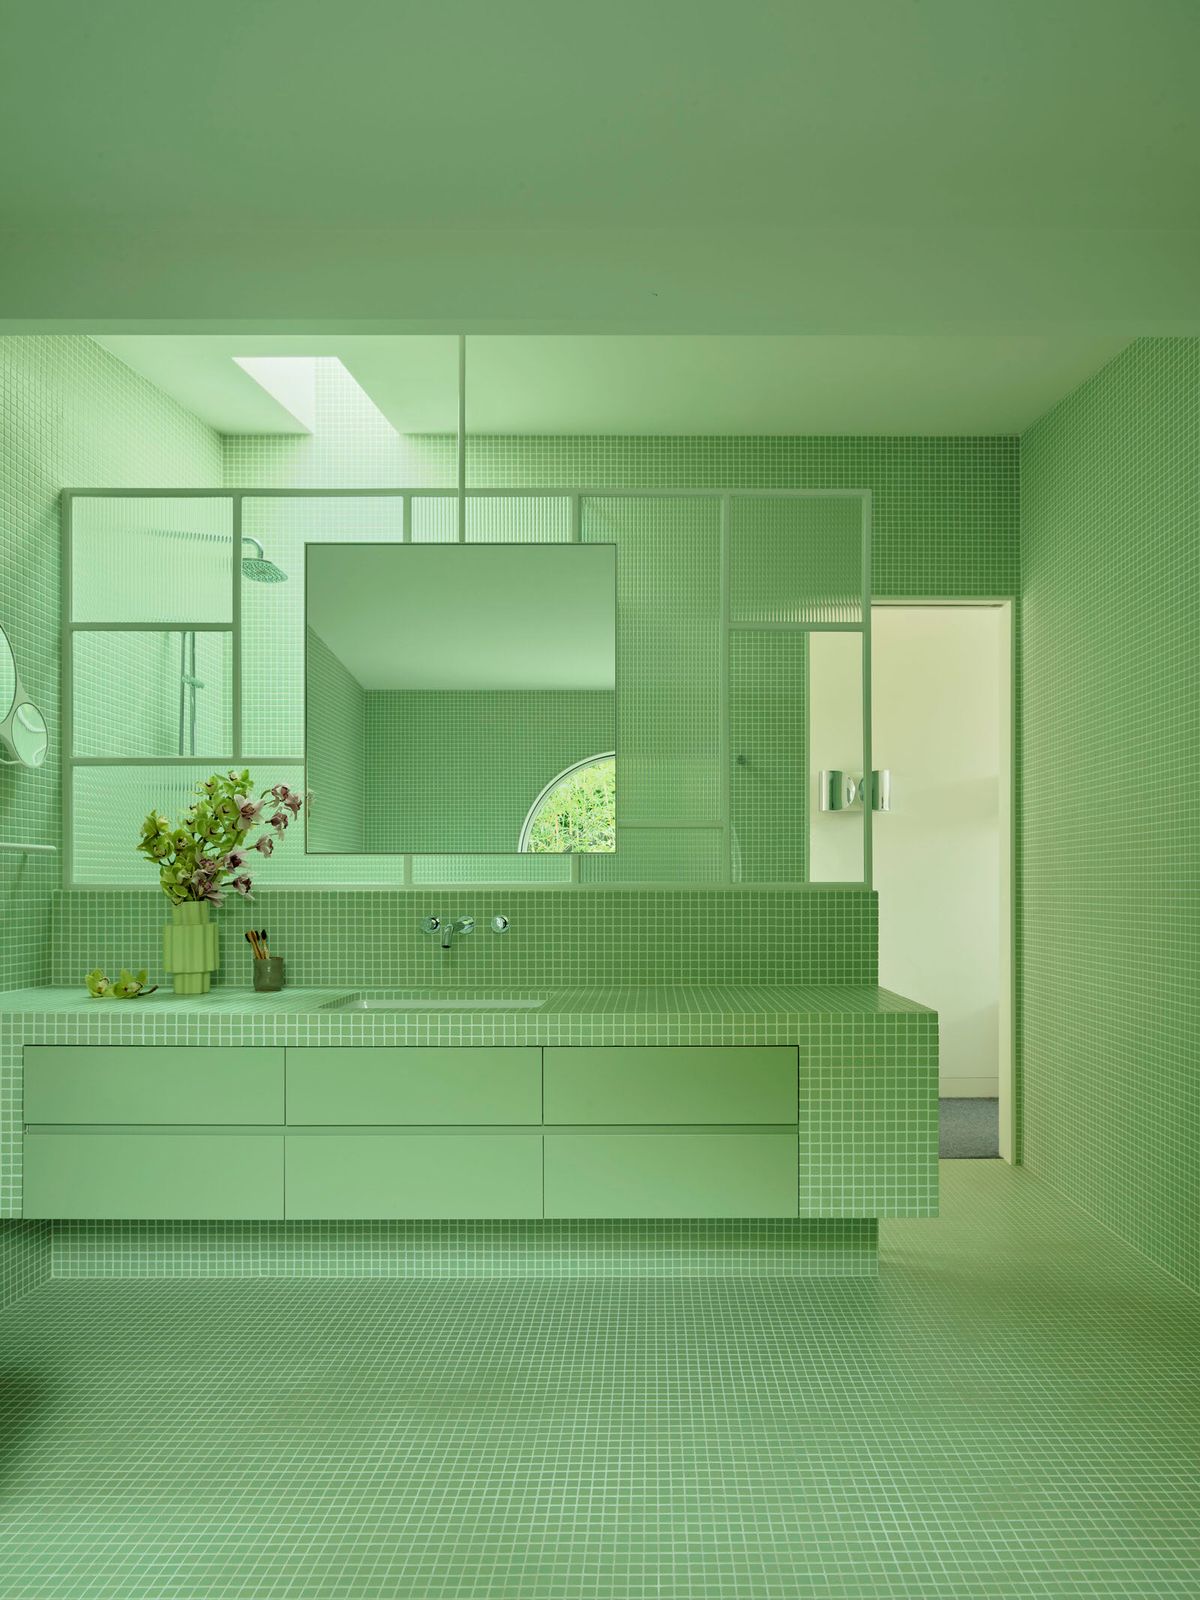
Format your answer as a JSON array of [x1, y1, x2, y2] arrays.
[[61, 486, 872, 892]]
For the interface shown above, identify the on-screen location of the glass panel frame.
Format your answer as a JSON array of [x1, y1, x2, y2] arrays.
[[71, 628, 233, 760], [62, 487, 871, 891], [69, 495, 234, 625]]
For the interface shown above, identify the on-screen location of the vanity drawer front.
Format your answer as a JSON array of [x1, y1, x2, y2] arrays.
[[286, 1134, 543, 1218], [543, 1133, 797, 1217], [543, 1048, 797, 1125], [23, 1132, 284, 1218], [286, 1048, 542, 1125], [24, 1046, 284, 1125]]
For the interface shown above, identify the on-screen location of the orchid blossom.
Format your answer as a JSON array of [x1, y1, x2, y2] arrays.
[[137, 771, 308, 905]]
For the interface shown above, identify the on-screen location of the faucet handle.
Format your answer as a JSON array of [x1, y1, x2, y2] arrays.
[[454, 917, 475, 936], [421, 915, 441, 934]]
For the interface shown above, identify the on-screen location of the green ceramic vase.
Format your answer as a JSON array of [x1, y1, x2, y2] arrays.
[[163, 901, 218, 995]]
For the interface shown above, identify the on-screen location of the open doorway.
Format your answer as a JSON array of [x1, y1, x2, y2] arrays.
[[872, 602, 1014, 1161]]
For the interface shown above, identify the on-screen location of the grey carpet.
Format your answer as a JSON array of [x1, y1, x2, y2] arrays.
[[939, 1097, 999, 1158]]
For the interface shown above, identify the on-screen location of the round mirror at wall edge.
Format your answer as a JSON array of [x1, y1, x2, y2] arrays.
[[0, 624, 16, 722], [11, 702, 48, 768], [0, 699, 49, 769]]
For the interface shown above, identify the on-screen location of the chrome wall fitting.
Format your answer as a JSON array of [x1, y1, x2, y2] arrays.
[[421, 915, 475, 950], [818, 770, 892, 812]]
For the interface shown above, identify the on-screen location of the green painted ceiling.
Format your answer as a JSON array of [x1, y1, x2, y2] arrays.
[[2, 3, 1197, 328], [308, 544, 617, 691], [6, 2, 1197, 230]]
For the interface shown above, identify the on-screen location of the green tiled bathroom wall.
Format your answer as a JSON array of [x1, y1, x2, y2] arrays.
[[730, 631, 808, 882], [730, 494, 864, 624], [0, 340, 1009, 982], [1020, 337, 1200, 1290], [0, 337, 220, 1293], [0, 338, 221, 989], [0, 1219, 50, 1306], [224, 361, 1019, 599], [60, 351, 1016, 910], [363, 691, 613, 854], [51, 1218, 877, 1279], [307, 655, 615, 857], [49, 887, 877, 989], [305, 626, 366, 851]]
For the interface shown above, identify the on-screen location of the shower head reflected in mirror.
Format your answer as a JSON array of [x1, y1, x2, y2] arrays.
[[241, 536, 288, 583]]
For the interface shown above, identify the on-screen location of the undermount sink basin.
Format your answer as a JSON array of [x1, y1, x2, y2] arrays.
[[321, 993, 546, 1013]]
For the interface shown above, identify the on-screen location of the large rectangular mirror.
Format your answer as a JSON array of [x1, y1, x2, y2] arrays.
[[305, 542, 617, 854]]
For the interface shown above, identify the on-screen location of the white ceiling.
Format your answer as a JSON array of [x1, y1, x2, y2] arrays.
[[94, 334, 1130, 436], [307, 543, 617, 692]]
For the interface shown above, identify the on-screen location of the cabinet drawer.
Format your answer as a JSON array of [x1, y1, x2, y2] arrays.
[[543, 1133, 797, 1217], [286, 1048, 541, 1125], [24, 1047, 284, 1125], [23, 1132, 283, 1218], [286, 1133, 542, 1218], [543, 1048, 797, 1124]]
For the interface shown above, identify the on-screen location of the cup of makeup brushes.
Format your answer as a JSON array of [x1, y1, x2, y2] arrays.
[[246, 930, 283, 992], [253, 957, 284, 992]]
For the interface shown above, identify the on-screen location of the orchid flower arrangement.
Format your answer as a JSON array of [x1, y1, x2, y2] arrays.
[[138, 770, 307, 906]]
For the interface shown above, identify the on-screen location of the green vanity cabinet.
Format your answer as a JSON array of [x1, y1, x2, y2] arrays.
[[23, 1132, 284, 1219], [286, 1048, 541, 1125], [543, 1132, 798, 1217], [24, 1046, 284, 1124], [21, 1041, 819, 1221], [543, 1047, 797, 1124], [285, 1133, 543, 1218]]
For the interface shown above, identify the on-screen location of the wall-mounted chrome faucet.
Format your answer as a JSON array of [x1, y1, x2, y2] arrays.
[[421, 914, 509, 949], [422, 915, 475, 950]]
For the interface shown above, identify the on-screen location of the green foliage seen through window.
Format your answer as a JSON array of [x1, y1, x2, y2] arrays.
[[524, 757, 616, 853]]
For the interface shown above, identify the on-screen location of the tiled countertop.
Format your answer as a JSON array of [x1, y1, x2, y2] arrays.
[[0, 985, 938, 1216], [0, 983, 931, 1022]]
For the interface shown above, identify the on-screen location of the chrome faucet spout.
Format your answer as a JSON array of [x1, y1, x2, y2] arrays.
[[422, 914, 475, 950]]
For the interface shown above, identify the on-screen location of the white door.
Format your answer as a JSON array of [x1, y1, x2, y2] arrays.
[[871, 605, 1011, 1148]]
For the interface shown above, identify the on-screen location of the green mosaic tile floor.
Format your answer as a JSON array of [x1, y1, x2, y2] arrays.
[[1, 1163, 1198, 1599]]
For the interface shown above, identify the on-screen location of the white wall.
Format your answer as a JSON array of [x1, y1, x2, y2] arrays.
[[872, 606, 1006, 1102]]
